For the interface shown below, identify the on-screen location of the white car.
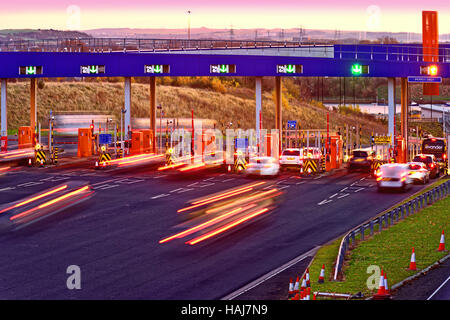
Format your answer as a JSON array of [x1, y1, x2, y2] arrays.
[[246, 156, 280, 177], [376, 164, 413, 192], [407, 162, 430, 184], [279, 148, 301, 169]]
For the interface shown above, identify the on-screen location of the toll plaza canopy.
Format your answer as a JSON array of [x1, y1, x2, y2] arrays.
[[0, 40, 449, 78]]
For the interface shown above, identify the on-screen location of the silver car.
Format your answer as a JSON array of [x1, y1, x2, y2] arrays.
[[376, 164, 413, 192]]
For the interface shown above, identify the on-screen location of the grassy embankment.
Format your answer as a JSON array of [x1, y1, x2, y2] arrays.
[[307, 177, 449, 298], [6, 81, 386, 143]]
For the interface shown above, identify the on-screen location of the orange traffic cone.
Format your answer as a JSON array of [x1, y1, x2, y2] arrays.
[[313, 292, 317, 300], [384, 273, 389, 295], [438, 230, 445, 251], [293, 276, 300, 294], [318, 264, 325, 283], [288, 278, 294, 298], [292, 293, 300, 300], [300, 275, 307, 292], [306, 268, 310, 287], [28, 158, 32, 166], [306, 287, 311, 300], [409, 248, 417, 270], [377, 270, 386, 295]]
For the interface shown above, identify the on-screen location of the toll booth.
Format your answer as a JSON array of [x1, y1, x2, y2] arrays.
[[130, 131, 144, 155], [18, 126, 33, 149], [326, 135, 343, 170], [78, 128, 94, 157], [140, 129, 153, 153], [395, 137, 406, 163]]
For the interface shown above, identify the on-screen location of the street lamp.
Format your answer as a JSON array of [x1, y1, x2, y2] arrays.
[[186, 10, 192, 41]]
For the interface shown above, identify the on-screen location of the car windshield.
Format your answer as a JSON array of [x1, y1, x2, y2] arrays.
[[380, 165, 406, 177], [413, 156, 432, 164], [353, 151, 368, 158], [282, 150, 300, 156]]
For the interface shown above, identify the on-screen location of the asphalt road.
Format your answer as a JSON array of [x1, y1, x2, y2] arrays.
[[0, 162, 434, 299], [393, 257, 450, 300]]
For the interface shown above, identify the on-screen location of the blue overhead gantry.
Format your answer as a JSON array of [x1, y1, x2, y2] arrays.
[[0, 40, 449, 154]]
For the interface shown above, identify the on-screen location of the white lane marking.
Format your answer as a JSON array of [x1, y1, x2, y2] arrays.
[[40, 176, 71, 182], [329, 193, 338, 199], [296, 181, 306, 185], [221, 246, 319, 300], [177, 188, 194, 193], [337, 193, 350, 199], [427, 275, 450, 300], [222, 178, 235, 182], [0, 187, 16, 191], [170, 188, 184, 193], [17, 181, 44, 187], [340, 187, 348, 192], [278, 185, 290, 190], [203, 177, 215, 181], [314, 175, 322, 180], [199, 183, 215, 188], [153, 174, 167, 179], [187, 182, 199, 187], [151, 193, 170, 199], [318, 199, 333, 206], [353, 187, 366, 193], [91, 179, 120, 187], [276, 180, 287, 184], [94, 184, 119, 190], [350, 182, 357, 186], [115, 178, 144, 184]]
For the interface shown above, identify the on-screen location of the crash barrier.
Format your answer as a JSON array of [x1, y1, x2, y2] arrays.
[[234, 151, 247, 172], [333, 180, 450, 281], [53, 147, 59, 164], [165, 148, 176, 165], [34, 146, 49, 166], [303, 159, 319, 174]]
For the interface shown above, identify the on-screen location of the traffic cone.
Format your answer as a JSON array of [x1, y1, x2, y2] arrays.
[[409, 248, 417, 270], [288, 278, 294, 298], [292, 293, 300, 300], [293, 276, 300, 294], [306, 287, 311, 300], [227, 165, 231, 173], [28, 158, 32, 166], [306, 268, 310, 287], [313, 292, 317, 300], [438, 230, 445, 251], [384, 272, 389, 295], [300, 275, 307, 292], [318, 264, 325, 283], [377, 270, 386, 295]]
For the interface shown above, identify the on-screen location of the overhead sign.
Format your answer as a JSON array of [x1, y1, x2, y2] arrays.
[[144, 65, 170, 74], [351, 64, 369, 75], [235, 138, 248, 150], [277, 64, 303, 74], [80, 65, 106, 75], [374, 136, 391, 144], [210, 64, 236, 74], [19, 66, 43, 75], [99, 134, 112, 145], [407, 76, 442, 83]]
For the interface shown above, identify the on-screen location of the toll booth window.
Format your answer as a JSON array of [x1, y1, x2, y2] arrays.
[[282, 150, 300, 156], [353, 151, 368, 158]]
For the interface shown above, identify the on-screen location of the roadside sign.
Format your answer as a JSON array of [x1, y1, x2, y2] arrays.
[[287, 120, 297, 129], [407, 76, 442, 83], [235, 138, 248, 150], [99, 134, 112, 145], [374, 136, 391, 144]]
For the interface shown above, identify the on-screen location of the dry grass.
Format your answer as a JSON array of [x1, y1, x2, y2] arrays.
[[6, 81, 386, 140]]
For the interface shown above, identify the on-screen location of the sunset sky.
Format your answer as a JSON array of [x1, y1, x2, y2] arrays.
[[2, 1, 449, 33]]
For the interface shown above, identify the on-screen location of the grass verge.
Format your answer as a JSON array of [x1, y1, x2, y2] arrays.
[[308, 177, 449, 299]]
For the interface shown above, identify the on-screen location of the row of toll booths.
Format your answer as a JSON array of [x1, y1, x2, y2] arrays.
[[78, 128, 154, 157]]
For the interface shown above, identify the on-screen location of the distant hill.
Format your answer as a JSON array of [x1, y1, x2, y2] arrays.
[[0, 29, 91, 41], [85, 27, 450, 43]]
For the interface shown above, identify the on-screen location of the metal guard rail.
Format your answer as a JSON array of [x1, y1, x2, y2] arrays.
[[0, 38, 449, 63], [333, 180, 450, 281]]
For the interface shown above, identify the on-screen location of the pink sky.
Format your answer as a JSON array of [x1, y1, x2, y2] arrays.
[[2, 1, 449, 32]]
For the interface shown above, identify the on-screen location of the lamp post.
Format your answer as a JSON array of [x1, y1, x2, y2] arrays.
[[187, 10, 192, 42]]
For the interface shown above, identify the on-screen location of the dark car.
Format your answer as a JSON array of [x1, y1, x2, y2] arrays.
[[348, 149, 374, 173], [412, 154, 439, 179]]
